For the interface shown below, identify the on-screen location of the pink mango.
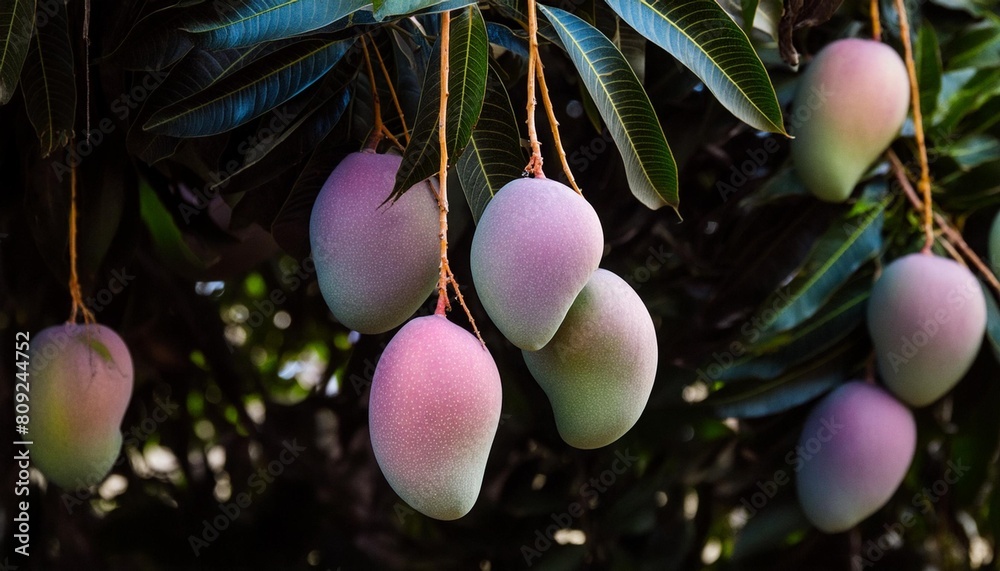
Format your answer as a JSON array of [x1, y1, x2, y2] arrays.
[[791, 39, 910, 202], [868, 254, 986, 406], [29, 324, 134, 489], [796, 382, 916, 533], [470, 177, 604, 350], [369, 315, 503, 520], [309, 151, 439, 334]]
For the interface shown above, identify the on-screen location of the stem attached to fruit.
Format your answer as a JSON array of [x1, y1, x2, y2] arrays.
[[887, 151, 1000, 294], [67, 165, 96, 325], [436, 12, 452, 317], [361, 36, 404, 151], [870, 0, 881, 39], [525, 0, 544, 177], [892, 0, 933, 254], [370, 37, 411, 144], [535, 58, 582, 195]]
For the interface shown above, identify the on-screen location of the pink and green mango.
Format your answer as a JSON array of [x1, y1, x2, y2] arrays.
[[868, 254, 986, 406], [471, 177, 604, 350], [309, 151, 439, 334], [30, 324, 134, 489], [522, 269, 657, 449], [791, 39, 910, 202], [369, 315, 503, 520], [796, 382, 915, 533]]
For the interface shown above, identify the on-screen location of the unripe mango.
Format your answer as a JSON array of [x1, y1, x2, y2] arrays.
[[796, 382, 915, 533], [29, 324, 134, 489], [791, 39, 910, 202], [989, 210, 1000, 276], [868, 253, 986, 406], [522, 269, 657, 449], [471, 177, 603, 350], [369, 315, 502, 520], [309, 151, 439, 334]]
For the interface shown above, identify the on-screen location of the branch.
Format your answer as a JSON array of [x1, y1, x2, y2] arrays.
[[524, 0, 544, 177], [435, 12, 452, 316], [535, 57, 582, 194], [371, 37, 411, 144]]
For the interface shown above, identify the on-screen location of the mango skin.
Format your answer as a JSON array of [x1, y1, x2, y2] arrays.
[[791, 39, 910, 202], [796, 382, 915, 533], [522, 269, 657, 449], [868, 253, 986, 406], [471, 177, 604, 350], [309, 152, 439, 334], [369, 315, 503, 520], [29, 324, 134, 489]]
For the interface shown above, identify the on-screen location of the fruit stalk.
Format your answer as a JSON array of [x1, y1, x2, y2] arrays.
[[525, 0, 544, 177], [535, 55, 582, 195], [870, 0, 881, 39], [891, 0, 933, 253], [68, 165, 95, 325], [361, 36, 403, 151], [435, 11, 452, 316], [370, 36, 411, 144]]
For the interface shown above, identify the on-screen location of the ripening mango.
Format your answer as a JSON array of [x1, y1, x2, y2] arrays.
[[309, 151, 439, 334], [796, 382, 915, 533], [522, 269, 657, 449], [791, 39, 910, 202], [30, 324, 134, 489], [989, 210, 1000, 277], [471, 177, 603, 351], [868, 253, 986, 406], [369, 315, 503, 520]]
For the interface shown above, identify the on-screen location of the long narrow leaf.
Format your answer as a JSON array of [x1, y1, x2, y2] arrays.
[[540, 5, 677, 211], [0, 0, 36, 104], [21, 0, 74, 156], [183, 0, 367, 49]]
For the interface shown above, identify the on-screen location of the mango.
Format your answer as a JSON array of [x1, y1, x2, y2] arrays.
[[796, 382, 915, 533], [989, 210, 1000, 276], [522, 269, 657, 449], [369, 315, 503, 520], [29, 324, 134, 489], [868, 253, 986, 406], [791, 39, 910, 202], [309, 151, 439, 334], [471, 177, 604, 350]]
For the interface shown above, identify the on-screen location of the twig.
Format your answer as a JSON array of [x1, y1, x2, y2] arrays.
[[887, 151, 1000, 295], [524, 0, 544, 177], [360, 36, 386, 150], [67, 164, 95, 325], [870, 0, 881, 39], [535, 58, 582, 194], [370, 37, 411, 144], [892, 0, 933, 253], [435, 12, 452, 317]]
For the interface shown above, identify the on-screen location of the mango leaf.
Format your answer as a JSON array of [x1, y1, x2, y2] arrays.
[[183, 0, 367, 49], [708, 339, 864, 418], [139, 179, 211, 273], [741, 0, 760, 32], [754, 192, 887, 336], [947, 19, 1000, 71], [487, 22, 529, 58], [109, 7, 196, 71], [456, 66, 525, 223], [605, 0, 786, 135], [934, 68, 1000, 132], [375, 0, 474, 19], [540, 5, 677, 211], [916, 23, 942, 120], [0, 0, 35, 104], [943, 134, 1000, 171], [392, 4, 488, 200], [20, 0, 75, 157], [144, 38, 354, 137]]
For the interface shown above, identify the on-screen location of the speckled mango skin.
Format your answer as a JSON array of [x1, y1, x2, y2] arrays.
[[369, 315, 503, 520], [471, 177, 604, 351], [309, 152, 439, 334], [796, 382, 915, 533], [867, 254, 986, 407], [29, 324, 134, 489], [522, 269, 657, 449], [791, 39, 910, 202]]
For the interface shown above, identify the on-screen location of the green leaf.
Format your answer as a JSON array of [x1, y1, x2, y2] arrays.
[[935, 68, 1000, 132], [741, 0, 760, 33], [392, 4, 488, 200], [605, 0, 786, 134], [754, 192, 888, 336], [375, 0, 474, 19], [943, 134, 1000, 170], [108, 7, 196, 71], [144, 38, 354, 137], [139, 179, 210, 273], [20, 0, 74, 157], [456, 66, 525, 223], [183, 0, 368, 49], [916, 23, 942, 119], [0, 0, 36, 104], [540, 5, 677, 211], [947, 19, 1000, 70]]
